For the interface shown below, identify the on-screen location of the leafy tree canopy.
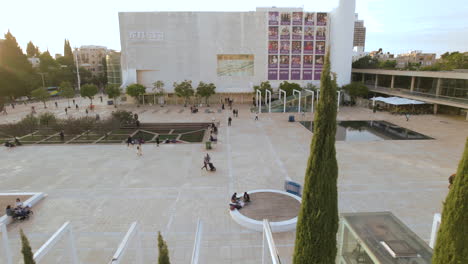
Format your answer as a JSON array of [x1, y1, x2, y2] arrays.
[[173, 80, 194, 106], [31, 87, 50, 108], [126, 83, 146, 98], [279, 81, 301, 96], [80, 83, 98, 104], [342, 82, 369, 99], [196, 81, 216, 104]]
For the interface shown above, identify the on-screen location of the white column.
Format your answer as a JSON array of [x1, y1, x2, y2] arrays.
[[293, 89, 301, 113], [303, 90, 314, 113], [265, 90, 272, 113], [256, 90, 262, 113], [279, 89, 286, 113]]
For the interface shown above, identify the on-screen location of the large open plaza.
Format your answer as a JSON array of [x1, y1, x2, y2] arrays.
[[1, 97, 466, 263]]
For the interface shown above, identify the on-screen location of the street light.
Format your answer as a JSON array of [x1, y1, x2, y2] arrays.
[[38, 72, 46, 88], [74, 47, 81, 91]]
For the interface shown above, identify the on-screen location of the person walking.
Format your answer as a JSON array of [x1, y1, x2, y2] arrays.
[[55, 101, 58, 108], [156, 136, 160, 147], [59, 130, 65, 141], [228, 116, 232, 126], [85, 108, 89, 115], [76, 104, 79, 110], [404, 113, 410, 121], [137, 143, 143, 156], [127, 135, 133, 147], [201, 153, 211, 170], [255, 113, 259, 121], [222, 103, 225, 110], [65, 108, 68, 115], [72, 99, 75, 105]]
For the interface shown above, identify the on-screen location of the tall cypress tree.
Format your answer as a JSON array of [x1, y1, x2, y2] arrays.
[[26, 41, 37, 57], [293, 49, 339, 264], [158, 231, 170, 264], [20, 229, 36, 264], [0, 31, 37, 98], [432, 138, 468, 263], [63, 39, 74, 66]]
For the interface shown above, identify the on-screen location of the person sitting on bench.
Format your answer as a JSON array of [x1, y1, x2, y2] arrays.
[[243, 192, 250, 203], [5, 205, 15, 217], [231, 193, 240, 203]]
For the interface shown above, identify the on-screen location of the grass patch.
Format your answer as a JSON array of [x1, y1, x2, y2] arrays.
[[96, 140, 122, 144], [113, 129, 137, 134], [141, 129, 171, 134], [158, 134, 179, 141], [45, 136, 75, 142], [133, 131, 156, 142], [75, 134, 104, 140], [180, 130, 205, 142], [106, 134, 128, 140], [172, 129, 199, 133], [20, 135, 53, 141]]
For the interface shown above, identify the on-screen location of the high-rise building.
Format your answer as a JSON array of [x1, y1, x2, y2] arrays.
[[118, 0, 356, 96], [353, 14, 366, 50], [106, 50, 122, 86], [74, 45, 108, 76]]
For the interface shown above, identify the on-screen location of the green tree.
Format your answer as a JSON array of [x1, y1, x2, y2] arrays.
[[126, 83, 146, 106], [153, 80, 165, 96], [432, 138, 468, 263], [158, 231, 171, 264], [105, 84, 122, 108], [293, 50, 338, 264], [196, 82, 216, 106], [253, 81, 273, 95], [19, 114, 39, 138], [342, 82, 369, 102], [31, 87, 50, 108], [173, 80, 194, 106], [0, 31, 38, 98], [38, 112, 56, 127], [38, 50, 59, 73], [59, 81, 75, 107], [352, 55, 379, 69], [63, 39, 74, 66], [378, 60, 397, 69], [26, 41, 37, 57], [80, 83, 98, 105], [279, 81, 302, 96], [20, 229, 36, 264]]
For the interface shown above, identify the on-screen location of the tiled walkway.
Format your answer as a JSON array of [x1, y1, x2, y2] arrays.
[[0, 97, 466, 263]]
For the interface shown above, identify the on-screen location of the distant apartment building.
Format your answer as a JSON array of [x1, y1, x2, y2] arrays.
[[55, 53, 62, 59], [353, 14, 366, 50], [396, 50, 436, 68], [27, 57, 40, 68], [369, 49, 395, 61], [106, 50, 122, 86], [74, 45, 108, 76]]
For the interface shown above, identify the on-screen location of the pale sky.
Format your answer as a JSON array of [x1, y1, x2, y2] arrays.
[[1, 0, 467, 57]]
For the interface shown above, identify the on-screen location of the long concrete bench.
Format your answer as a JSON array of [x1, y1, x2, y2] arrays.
[[0, 192, 47, 225]]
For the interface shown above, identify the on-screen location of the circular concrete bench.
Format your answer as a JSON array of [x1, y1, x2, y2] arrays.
[[229, 189, 301, 233]]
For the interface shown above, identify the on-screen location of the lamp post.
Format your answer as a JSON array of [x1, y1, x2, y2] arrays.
[[38, 72, 46, 88], [74, 48, 81, 91]]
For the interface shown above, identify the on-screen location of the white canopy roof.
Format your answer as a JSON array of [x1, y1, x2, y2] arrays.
[[370, 96, 427, 105]]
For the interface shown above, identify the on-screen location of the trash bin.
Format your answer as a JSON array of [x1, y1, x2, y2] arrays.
[[288, 115, 295, 122], [205, 141, 212, 150], [107, 100, 114, 105]]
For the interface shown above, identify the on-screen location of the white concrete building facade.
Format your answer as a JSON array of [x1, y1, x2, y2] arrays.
[[119, 0, 355, 94]]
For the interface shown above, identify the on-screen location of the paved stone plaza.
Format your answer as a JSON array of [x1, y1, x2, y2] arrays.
[[0, 97, 467, 263]]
